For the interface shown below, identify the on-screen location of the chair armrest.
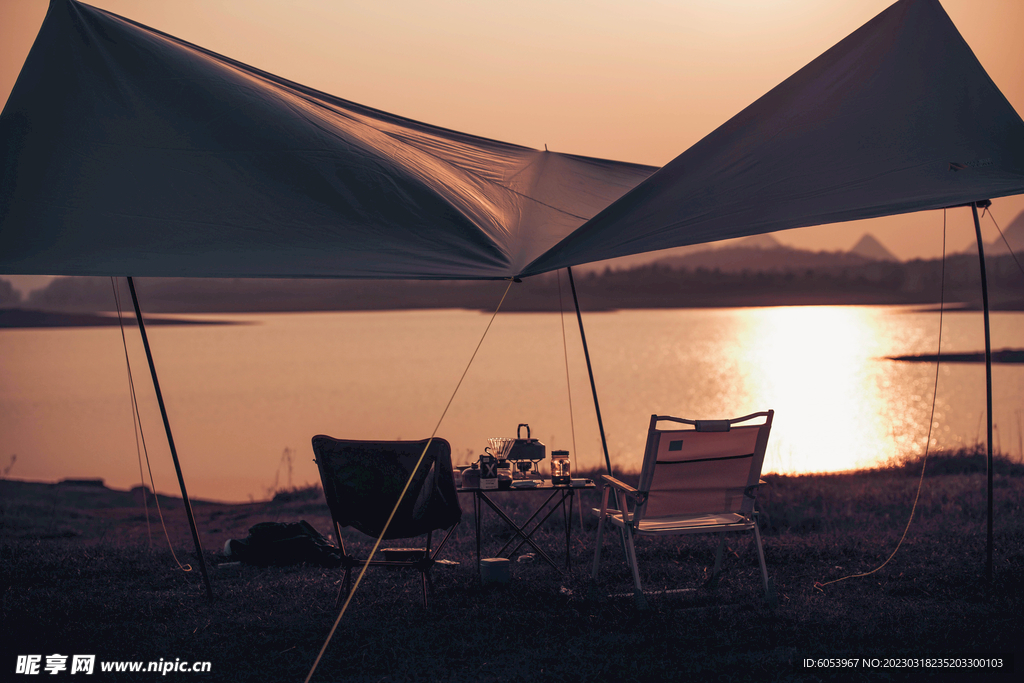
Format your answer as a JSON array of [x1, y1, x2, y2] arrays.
[[744, 479, 769, 499], [600, 474, 647, 506], [600, 474, 638, 494]]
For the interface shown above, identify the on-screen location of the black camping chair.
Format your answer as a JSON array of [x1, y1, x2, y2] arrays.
[[311, 436, 462, 609]]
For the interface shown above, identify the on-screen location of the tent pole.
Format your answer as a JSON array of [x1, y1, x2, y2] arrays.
[[567, 267, 632, 570], [970, 203, 994, 582], [127, 277, 214, 601], [567, 267, 614, 476]]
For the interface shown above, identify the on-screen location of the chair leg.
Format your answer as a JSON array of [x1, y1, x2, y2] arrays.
[[420, 531, 434, 610], [752, 524, 777, 607], [622, 525, 646, 608], [335, 566, 351, 609], [709, 532, 727, 589], [609, 490, 634, 581], [430, 523, 459, 559], [591, 512, 607, 581], [332, 521, 350, 609]]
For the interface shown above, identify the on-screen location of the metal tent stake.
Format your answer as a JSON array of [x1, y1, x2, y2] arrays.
[[970, 202, 994, 582], [127, 277, 214, 601]]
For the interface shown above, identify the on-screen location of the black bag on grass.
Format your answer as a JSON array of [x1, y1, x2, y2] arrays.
[[225, 520, 342, 567]]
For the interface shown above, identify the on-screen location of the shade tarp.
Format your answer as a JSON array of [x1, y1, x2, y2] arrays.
[[523, 0, 1024, 276], [0, 0, 656, 280]]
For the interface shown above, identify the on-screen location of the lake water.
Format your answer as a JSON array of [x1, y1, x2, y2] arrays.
[[1, 306, 1021, 503]]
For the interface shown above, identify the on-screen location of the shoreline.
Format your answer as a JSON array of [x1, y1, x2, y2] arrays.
[[0, 308, 239, 328], [2, 300, 1022, 329], [888, 349, 1024, 364], [4, 447, 1020, 508]]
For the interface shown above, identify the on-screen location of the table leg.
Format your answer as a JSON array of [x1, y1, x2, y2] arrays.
[[477, 492, 561, 572], [499, 489, 581, 569], [497, 489, 560, 556], [563, 489, 573, 569], [474, 492, 481, 575]]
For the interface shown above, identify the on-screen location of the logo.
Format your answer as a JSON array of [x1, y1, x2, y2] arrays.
[[949, 158, 993, 172]]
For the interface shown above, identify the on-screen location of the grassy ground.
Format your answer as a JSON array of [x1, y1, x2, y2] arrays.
[[2, 451, 1022, 682]]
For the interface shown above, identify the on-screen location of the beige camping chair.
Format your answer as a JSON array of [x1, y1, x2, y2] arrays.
[[592, 411, 775, 606]]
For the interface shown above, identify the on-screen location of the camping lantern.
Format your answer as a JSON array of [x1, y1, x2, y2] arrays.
[[551, 451, 571, 485]]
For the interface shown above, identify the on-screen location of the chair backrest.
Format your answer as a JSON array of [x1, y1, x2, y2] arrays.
[[635, 411, 773, 521], [311, 436, 462, 540]]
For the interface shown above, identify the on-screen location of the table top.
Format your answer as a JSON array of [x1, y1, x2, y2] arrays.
[[458, 479, 595, 492]]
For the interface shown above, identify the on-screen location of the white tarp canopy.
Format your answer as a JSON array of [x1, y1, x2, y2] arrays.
[[524, 0, 1024, 276], [0, 0, 655, 280]]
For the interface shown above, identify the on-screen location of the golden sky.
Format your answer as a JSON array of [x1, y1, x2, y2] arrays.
[[2, 0, 1023, 264]]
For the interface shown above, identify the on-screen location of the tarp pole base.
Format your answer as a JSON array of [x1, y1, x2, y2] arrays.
[[127, 277, 214, 601], [970, 203, 994, 582]]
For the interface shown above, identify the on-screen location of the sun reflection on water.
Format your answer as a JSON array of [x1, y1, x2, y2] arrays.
[[737, 306, 897, 473]]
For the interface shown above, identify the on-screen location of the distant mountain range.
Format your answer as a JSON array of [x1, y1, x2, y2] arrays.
[[962, 208, 1024, 257], [652, 232, 899, 273], [2, 229, 1022, 315], [851, 233, 898, 262]]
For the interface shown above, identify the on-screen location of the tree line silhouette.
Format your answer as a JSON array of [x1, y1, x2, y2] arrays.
[[3, 252, 1022, 314]]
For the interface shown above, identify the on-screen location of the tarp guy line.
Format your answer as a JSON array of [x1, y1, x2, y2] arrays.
[[556, 269, 585, 528], [815, 209, 949, 590], [114, 278, 197, 568], [984, 209, 1024, 276], [111, 278, 152, 545], [127, 277, 210, 598], [305, 280, 513, 683]]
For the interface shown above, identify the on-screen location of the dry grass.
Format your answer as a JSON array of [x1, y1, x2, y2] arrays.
[[2, 452, 1023, 682]]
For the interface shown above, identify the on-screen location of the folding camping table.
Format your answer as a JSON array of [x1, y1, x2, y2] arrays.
[[459, 480, 595, 574]]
